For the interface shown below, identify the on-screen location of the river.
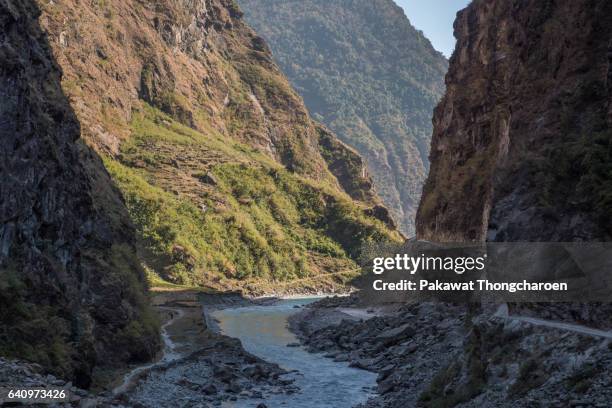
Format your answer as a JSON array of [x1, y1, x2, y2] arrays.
[[211, 298, 377, 408]]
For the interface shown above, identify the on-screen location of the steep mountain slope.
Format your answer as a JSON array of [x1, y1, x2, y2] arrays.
[[300, 5, 612, 407], [417, 0, 612, 242], [35, 0, 402, 293], [0, 0, 401, 387], [238, 0, 448, 235], [0, 0, 159, 387], [285, 3, 612, 408]]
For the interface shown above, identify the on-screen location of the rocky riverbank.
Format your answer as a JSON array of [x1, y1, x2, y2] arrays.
[[290, 297, 612, 407], [118, 291, 297, 407], [0, 291, 297, 407], [6, 290, 612, 408], [0, 358, 107, 407], [289, 298, 468, 407], [124, 336, 295, 407]]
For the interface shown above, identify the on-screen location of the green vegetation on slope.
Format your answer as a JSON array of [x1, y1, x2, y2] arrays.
[[528, 130, 612, 233], [37, 0, 402, 299], [238, 0, 448, 235], [105, 105, 401, 293]]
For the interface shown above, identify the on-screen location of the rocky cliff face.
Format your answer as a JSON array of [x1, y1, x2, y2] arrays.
[[288, 3, 612, 407], [0, 0, 159, 387], [31, 0, 401, 291], [35, 0, 377, 191], [238, 0, 448, 235], [417, 0, 612, 242]]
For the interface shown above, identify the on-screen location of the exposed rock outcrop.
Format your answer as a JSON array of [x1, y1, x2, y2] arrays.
[[417, 0, 612, 242], [294, 3, 612, 407], [0, 0, 159, 387], [37, 0, 378, 192]]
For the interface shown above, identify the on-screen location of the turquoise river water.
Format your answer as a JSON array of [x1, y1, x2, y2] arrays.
[[212, 298, 376, 408]]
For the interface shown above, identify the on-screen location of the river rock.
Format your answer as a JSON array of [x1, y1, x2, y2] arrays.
[[126, 330, 295, 407], [333, 353, 350, 362], [214, 366, 238, 383], [375, 323, 416, 345], [350, 358, 376, 370], [377, 376, 396, 394], [202, 384, 217, 395], [226, 380, 242, 394], [376, 364, 395, 382]]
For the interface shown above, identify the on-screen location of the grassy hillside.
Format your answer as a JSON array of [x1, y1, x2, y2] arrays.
[[30, 0, 403, 295], [105, 105, 400, 294]]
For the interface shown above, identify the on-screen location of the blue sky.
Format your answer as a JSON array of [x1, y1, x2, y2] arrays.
[[395, 0, 471, 57]]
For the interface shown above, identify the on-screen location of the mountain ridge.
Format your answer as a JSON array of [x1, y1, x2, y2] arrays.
[[238, 0, 448, 235]]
